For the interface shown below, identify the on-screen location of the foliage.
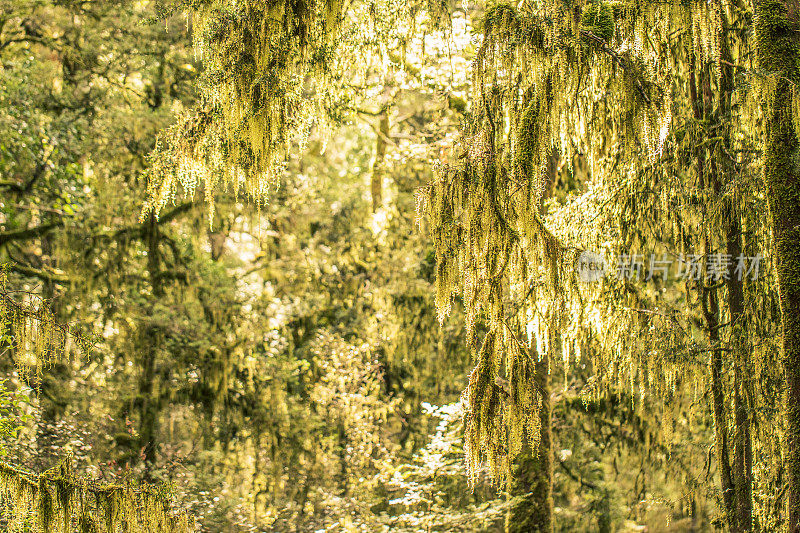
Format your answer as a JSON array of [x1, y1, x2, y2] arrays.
[[377, 402, 508, 532], [0, 269, 195, 531], [2, 0, 799, 531]]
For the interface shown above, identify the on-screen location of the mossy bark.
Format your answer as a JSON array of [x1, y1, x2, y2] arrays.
[[505, 348, 553, 533], [505, 150, 557, 533], [727, 215, 754, 532], [138, 214, 164, 474], [754, 1, 800, 529]]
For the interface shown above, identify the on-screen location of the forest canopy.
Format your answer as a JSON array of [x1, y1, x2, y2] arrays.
[[1, 0, 799, 532]]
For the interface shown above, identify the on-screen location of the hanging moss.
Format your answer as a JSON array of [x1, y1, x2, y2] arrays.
[[78, 513, 98, 533], [0, 266, 94, 380], [418, 0, 723, 493], [581, 1, 615, 42], [0, 459, 197, 533], [515, 98, 539, 186], [36, 477, 55, 532], [144, 0, 447, 223]]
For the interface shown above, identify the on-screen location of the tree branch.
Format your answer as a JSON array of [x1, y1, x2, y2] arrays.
[[6, 263, 70, 284], [0, 222, 62, 246], [94, 203, 194, 242], [580, 29, 652, 105], [155, 202, 194, 225], [557, 458, 601, 491]]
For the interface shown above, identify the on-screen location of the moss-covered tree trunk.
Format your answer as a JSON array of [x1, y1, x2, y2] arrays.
[[138, 213, 164, 474], [506, 149, 557, 533], [727, 215, 754, 532], [754, 1, 800, 529], [506, 346, 553, 533]]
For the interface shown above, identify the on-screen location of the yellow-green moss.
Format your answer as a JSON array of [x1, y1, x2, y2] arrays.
[[581, 2, 615, 42], [754, 0, 800, 529]]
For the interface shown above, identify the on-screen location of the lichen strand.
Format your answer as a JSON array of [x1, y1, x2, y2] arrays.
[[0, 459, 196, 532], [143, 0, 341, 220], [419, 0, 729, 487]]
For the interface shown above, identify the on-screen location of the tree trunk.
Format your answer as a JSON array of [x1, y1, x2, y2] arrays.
[[507, 142, 557, 529], [704, 237, 738, 531], [754, 1, 800, 529], [718, 11, 754, 526], [138, 214, 164, 473], [693, 48, 739, 530], [506, 344, 553, 533], [370, 112, 389, 212], [727, 216, 754, 531], [33, 228, 71, 469]]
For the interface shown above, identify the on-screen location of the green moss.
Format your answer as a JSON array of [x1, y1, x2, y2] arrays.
[[78, 513, 98, 533], [755, 1, 800, 528], [516, 98, 540, 183], [447, 94, 467, 113], [481, 2, 519, 34], [0, 459, 196, 533], [55, 474, 74, 532], [506, 444, 554, 533], [581, 2, 615, 42], [754, 0, 800, 80], [37, 478, 54, 532]]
